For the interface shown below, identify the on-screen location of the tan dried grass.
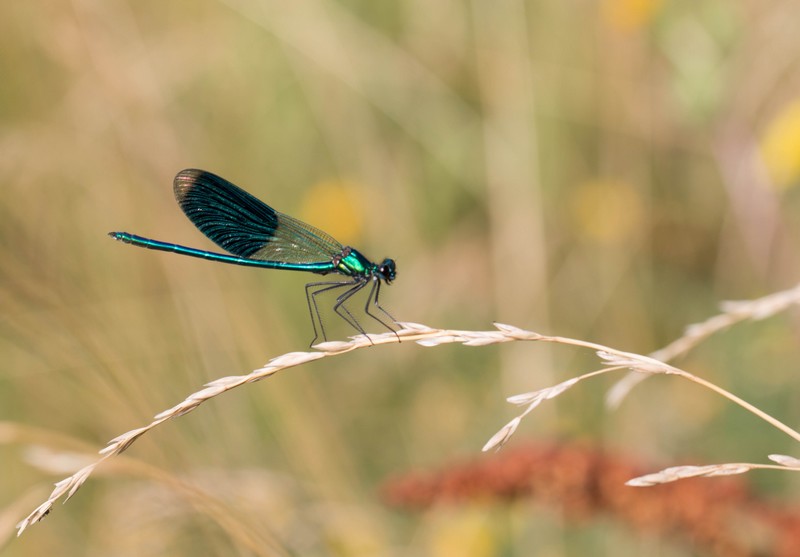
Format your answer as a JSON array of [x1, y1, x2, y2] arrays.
[[17, 283, 800, 533]]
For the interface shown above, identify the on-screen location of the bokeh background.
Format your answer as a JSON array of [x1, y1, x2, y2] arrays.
[[3, 0, 800, 555]]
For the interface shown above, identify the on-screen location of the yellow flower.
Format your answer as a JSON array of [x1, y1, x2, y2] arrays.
[[602, 0, 663, 31], [570, 179, 644, 245], [761, 99, 800, 190], [429, 509, 496, 557], [299, 179, 364, 245]]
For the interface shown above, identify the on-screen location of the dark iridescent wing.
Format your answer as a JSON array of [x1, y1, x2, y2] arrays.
[[173, 169, 344, 264]]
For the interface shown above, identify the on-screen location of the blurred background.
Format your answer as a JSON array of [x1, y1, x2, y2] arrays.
[[3, 0, 800, 555]]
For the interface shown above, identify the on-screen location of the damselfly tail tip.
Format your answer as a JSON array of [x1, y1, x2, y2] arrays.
[[108, 231, 129, 242]]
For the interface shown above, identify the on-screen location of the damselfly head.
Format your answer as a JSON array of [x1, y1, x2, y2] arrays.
[[378, 258, 396, 283]]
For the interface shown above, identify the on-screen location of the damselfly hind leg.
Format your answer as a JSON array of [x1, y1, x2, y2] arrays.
[[305, 280, 358, 346], [332, 280, 371, 341], [305, 276, 398, 346]]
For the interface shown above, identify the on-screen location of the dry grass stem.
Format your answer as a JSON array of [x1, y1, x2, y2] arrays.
[[17, 317, 800, 534], [626, 457, 800, 487], [483, 367, 623, 451], [607, 282, 800, 407], [484, 329, 800, 452], [768, 454, 800, 467]]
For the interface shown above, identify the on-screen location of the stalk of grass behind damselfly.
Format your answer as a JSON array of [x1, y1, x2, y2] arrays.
[[17, 319, 800, 534], [607, 282, 800, 408]]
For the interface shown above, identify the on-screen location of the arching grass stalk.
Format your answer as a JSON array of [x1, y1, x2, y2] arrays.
[[17, 314, 800, 535]]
